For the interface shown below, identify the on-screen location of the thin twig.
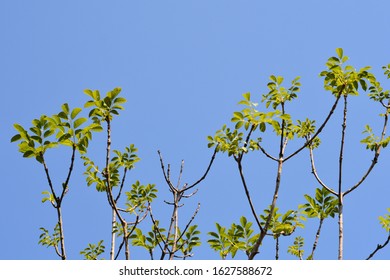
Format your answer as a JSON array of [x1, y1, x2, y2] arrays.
[[257, 143, 278, 161], [308, 139, 337, 196], [366, 233, 390, 260], [182, 188, 199, 198], [115, 167, 128, 203], [184, 146, 218, 191], [60, 145, 76, 201], [284, 88, 344, 162], [235, 157, 264, 233], [177, 160, 185, 189], [157, 150, 176, 192], [41, 156, 57, 207]]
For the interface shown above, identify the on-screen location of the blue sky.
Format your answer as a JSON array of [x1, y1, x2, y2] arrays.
[[1, 1, 390, 260]]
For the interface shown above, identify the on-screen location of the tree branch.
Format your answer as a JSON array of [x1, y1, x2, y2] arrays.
[[308, 142, 337, 196], [257, 143, 278, 161], [174, 203, 201, 253], [157, 150, 177, 193], [177, 160, 184, 189], [235, 157, 263, 233], [60, 145, 76, 202], [115, 167, 128, 203], [41, 156, 57, 208], [366, 232, 390, 260], [284, 88, 344, 162], [185, 146, 218, 191]]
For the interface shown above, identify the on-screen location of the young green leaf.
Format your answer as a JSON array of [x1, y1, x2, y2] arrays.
[[70, 108, 82, 120]]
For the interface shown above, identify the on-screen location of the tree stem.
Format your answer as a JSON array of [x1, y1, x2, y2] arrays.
[[337, 94, 348, 260], [56, 206, 66, 260]]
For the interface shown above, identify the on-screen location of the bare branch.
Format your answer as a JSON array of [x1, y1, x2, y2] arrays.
[[308, 143, 337, 196], [279, 103, 287, 158], [182, 188, 199, 198], [236, 158, 263, 232], [177, 160, 184, 189], [257, 143, 278, 161], [115, 167, 128, 203], [41, 156, 57, 208], [60, 145, 76, 202], [284, 88, 343, 162], [185, 146, 218, 191], [366, 233, 390, 260], [157, 150, 176, 192], [380, 100, 389, 109]]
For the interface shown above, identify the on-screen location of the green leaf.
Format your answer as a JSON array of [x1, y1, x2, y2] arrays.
[[23, 150, 35, 158], [235, 121, 244, 129], [10, 134, 22, 142], [277, 76, 284, 85], [103, 96, 112, 107], [84, 100, 96, 108], [70, 108, 82, 119], [84, 89, 94, 98], [336, 48, 343, 59], [114, 97, 127, 104], [41, 191, 54, 203], [93, 90, 101, 101], [74, 118, 87, 129], [359, 79, 367, 91], [43, 129, 55, 138], [13, 123, 26, 135], [243, 92, 251, 101], [61, 103, 70, 114], [58, 111, 68, 120]]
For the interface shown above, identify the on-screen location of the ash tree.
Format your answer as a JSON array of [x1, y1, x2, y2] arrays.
[[11, 48, 390, 260]]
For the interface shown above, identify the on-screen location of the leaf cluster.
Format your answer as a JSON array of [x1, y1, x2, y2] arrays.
[[262, 75, 300, 109], [367, 64, 390, 104], [130, 222, 200, 259], [11, 104, 102, 162], [125, 181, 157, 214], [177, 225, 201, 257], [320, 48, 379, 98], [260, 207, 304, 238], [207, 217, 259, 259], [80, 240, 105, 260], [361, 125, 390, 151], [84, 87, 126, 122], [207, 76, 321, 156], [299, 188, 339, 220], [38, 224, 61, 249], [130, 226, 164, 255], [82, 145, 141, 192], [287, 236, 305, 260], [378, 208, 390, 232]]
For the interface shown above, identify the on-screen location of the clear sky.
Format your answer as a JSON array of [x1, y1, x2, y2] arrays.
[[1, 0, 390, 260]]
